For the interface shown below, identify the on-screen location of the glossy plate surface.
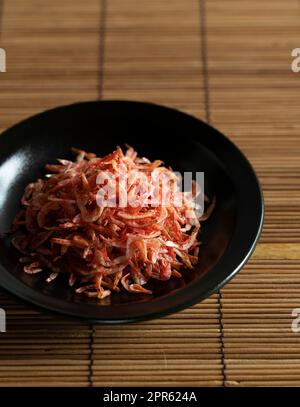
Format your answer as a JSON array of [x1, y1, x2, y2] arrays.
[[0, 101, 263, 323]]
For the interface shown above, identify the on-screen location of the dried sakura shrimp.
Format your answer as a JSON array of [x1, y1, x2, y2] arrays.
[[12, 146, 215, 300]]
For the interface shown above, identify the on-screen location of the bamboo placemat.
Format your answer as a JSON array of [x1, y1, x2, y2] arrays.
[[0, 0, 299, 387]]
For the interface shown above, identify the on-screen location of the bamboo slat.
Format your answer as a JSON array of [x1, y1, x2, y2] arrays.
[[93, 0, 221, 387], [207, 0, 300, 386], [0, 0, 299, 387], [0, 0, 222, 387], [0, 0, 101, 387], [0, 0, 101, 133]]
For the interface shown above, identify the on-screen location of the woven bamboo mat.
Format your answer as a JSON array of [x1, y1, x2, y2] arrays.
[[0, 0, 299, 387]]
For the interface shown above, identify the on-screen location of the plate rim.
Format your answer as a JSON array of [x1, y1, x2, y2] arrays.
[[0, 100, 264, 323]]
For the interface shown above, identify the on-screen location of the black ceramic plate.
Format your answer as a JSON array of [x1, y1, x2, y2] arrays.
[[0, 101, 263, 323]]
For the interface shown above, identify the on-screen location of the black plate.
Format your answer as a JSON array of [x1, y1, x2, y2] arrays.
[[0, 101, 263, 323]]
